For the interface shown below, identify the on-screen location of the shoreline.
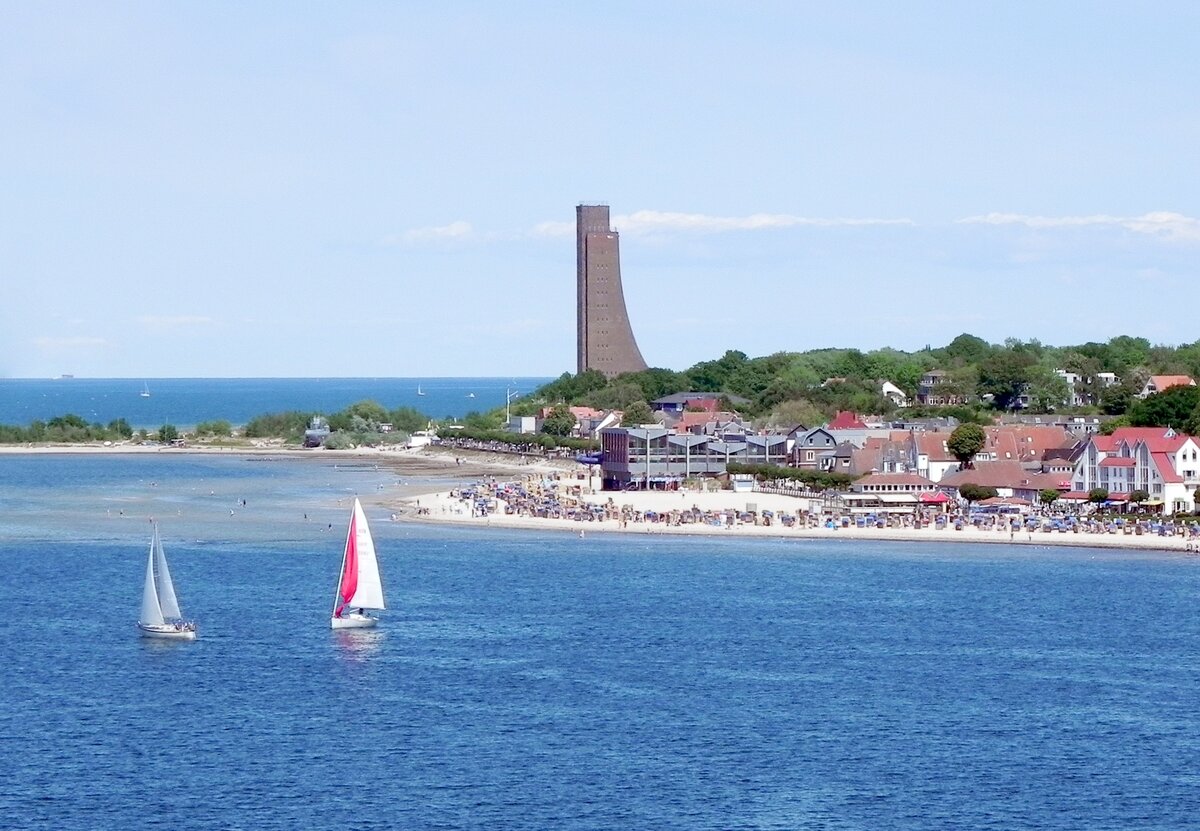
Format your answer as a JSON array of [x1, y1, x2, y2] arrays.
[[8, 441, 1198, 555], [392, 476, 1200, 557]]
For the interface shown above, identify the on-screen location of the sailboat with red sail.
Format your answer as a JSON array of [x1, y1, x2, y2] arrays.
[[330, 498, 386, 629]]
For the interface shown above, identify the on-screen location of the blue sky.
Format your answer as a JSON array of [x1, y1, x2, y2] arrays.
[[2, 2, 1198, 378]]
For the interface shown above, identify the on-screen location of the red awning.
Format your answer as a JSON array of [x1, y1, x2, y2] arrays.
[[920, 492, 952, 503]]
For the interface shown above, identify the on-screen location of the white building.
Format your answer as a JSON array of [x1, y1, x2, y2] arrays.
[[1071, 427, 1199, 514]]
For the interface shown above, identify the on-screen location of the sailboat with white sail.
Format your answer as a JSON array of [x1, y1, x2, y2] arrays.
[[330, 498, 386, 629], [137, 524, 197, 640], [417, 383, 426, 396], [140, 382, 151, 398]]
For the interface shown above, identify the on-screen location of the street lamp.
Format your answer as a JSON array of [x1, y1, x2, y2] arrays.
[[505, 386, 520, 426]]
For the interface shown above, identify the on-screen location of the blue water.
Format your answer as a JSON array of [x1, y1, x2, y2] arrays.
[[0, 377, 553, 429], [2, 454, 1200, 829]]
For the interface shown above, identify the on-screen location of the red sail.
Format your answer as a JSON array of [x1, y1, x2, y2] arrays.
[[336, 510, 359, 616]]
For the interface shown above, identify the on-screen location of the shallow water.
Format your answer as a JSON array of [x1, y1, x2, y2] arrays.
[[2, 455, 1199, 829]]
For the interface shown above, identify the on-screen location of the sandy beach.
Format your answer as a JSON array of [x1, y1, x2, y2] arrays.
[[7, 440, 1198, 554], [393, 457, 1200, 556]]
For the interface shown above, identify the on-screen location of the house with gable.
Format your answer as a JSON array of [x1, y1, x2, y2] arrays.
[[825, 410, 893, 448], [1070, 426, 1200, 514], [938, 461, 1070, 504], [880, 381, 909, 408], [789, 427, 837, 470], [1139, 375, 1196, 399], [907, 430, 961, 483], [650, 391, 751, 414]]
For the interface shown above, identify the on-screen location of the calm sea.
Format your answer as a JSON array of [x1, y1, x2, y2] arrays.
[[0, 377, 554, 429], [2, 454, 1200, 829]]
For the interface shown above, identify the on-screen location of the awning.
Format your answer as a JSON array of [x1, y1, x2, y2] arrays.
[[843, 493, 917, 504], [876, 493, 918, 504]]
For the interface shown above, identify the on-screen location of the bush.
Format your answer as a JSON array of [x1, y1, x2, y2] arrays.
[[725, 463, 854, 490], [194, 420, 233, 437]]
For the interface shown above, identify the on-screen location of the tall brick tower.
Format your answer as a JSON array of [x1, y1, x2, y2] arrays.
[[576, 204, 649, 377]]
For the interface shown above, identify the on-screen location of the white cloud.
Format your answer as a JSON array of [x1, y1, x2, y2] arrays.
[[33, 336, 108, 350], [138, 315, 215, 332], [532, 210, 913, 237], [384, 221, 474, 245], [532, 220, 574, 238], [958, 211, 1200, 242], [613, 210, 914, 234]]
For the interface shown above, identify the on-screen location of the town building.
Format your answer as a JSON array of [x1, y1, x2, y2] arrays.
[[916, 370, 971, 406], [1139, 375, 1196, 399], [1069, 427, 1199, 514]]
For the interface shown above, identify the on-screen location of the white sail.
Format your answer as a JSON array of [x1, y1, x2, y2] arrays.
[[139, 537, 165, 626], [153, 528, 183, 620], [343, 499, 386, 611]]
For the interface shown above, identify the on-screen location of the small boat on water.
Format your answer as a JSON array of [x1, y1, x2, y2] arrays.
[[140, 382, 151, 398], [417, 384, 426, 396], [467, 392, 475, 398], [138, 524, 197, 640], [330, 498, 386, 629]]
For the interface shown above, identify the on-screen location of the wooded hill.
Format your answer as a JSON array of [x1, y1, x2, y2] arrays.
[[515, 334, 1200, 434]]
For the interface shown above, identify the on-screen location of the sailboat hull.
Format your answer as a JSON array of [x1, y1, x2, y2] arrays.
[[137, 622, 197, 640], [330, 613, 378, 630]]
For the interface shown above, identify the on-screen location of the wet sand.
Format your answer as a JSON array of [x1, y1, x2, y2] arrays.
[[7, 441, 1196, 554]]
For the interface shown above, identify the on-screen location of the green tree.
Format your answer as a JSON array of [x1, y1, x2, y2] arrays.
[[686, 350, 748, 391], [1098, 415, 1129, 435], [1024, 366, 1071, 412], [978, 349, 1036, 410], [947, 423, 986, 469], [1038, 488, 1061, 512], [1107, 335, 1151, 371], [943, 333, 991, 365], [1088, 487, 1109, 505], [106, 418, 134, 439], [385, 406, 428, 434], [621, 401, 655, 426], [329, 400, 388, 432], [1129, 489, 1150, 509], [766, 398, 825, 430], [1128, 384, 1200, 428], [243, 411, 310, 439], [158, 424, 179, 443], [958, 483, 999, 505], [540, 405, 577, 437], [194, 419, 233, 437]]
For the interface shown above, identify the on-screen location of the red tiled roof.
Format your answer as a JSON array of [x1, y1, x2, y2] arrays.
[[1147, 375, 1195, 391], [1109, 427, 1189, 453], [853, 472, 937, 487], [938, 461, 1031, 489], [569, 406, 604, 419], [829, 410, 868, 429], [1099, 457, 1135, 468], [912, 432, 955, 461], [1152, 452, 1184, 483], [984, 425, 1076, 461]]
